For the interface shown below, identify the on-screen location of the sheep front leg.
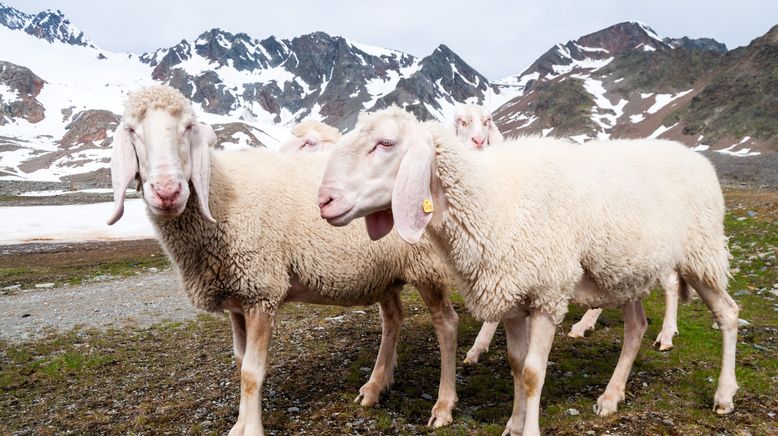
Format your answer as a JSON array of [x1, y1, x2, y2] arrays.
[[416, 285, 459, 428], [356, 291, 403, 407], [506, 309, 556, 436], [568, 308, 603, 338], [594, 299, 647, 416], [229, 308, 274, 436], [464, 321, 499, 364], [501, 309, 529, 435], [654, 271, 680, 351]]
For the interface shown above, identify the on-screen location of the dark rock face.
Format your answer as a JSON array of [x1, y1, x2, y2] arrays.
[[212, 123, 268, 149], [0, 61, 46, 124], [141, 29, 495, 129], [60, 110, 120, 147], [663, 37, 728, 53], [0, 6, 92, 47]]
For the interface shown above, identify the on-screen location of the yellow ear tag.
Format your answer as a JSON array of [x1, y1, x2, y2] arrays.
[[422, 199, 434, 214]]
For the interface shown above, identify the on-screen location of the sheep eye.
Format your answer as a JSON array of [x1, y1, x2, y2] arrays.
[[185, 124, 193, 131], [459, 120, 468, 127], [126, 126, 136, 134], [303, 139, 316, 147], [369, 139, 395, 154]]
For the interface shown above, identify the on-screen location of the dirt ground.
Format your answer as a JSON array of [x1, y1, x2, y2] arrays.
[[0, 188, 776, 435]]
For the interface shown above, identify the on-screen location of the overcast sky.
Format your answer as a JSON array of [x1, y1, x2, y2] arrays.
[[5, 0, 777, 80]]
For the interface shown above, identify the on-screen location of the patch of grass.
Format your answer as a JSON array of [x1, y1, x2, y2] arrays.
[[0, 188, 775, 434], [0, 255, 169, 289]]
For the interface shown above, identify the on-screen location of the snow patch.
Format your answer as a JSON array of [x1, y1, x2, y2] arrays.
[[647, 89, 693, 114], [648, 123, 678, 139], [0, 199, 154, 245]]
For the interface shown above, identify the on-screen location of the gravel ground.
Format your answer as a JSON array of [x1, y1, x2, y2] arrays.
[[0, 271, 198, 342]]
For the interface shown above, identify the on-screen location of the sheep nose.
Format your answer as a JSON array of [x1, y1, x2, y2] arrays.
[[318, 194, 334, 211], [152, 180, 182, 202], [472, 136, 485, 146]]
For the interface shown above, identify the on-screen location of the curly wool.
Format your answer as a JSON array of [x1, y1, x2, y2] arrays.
[[291, 120, 341, 143], [124, 85, 194, 121], [422, 121, 729, 323]]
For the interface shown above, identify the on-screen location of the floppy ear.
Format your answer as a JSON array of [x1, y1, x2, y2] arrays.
[[391, 128, 435, 243], [190, 122, 216, 223], [107, 123, 138, 225], [487, 119, 504, 145]]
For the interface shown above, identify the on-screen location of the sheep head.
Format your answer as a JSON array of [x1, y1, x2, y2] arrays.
[[318, 106, 435, 244], [107, 85, 216, 225], [453, 104, 503, 149], [279, 120, 341, 153]]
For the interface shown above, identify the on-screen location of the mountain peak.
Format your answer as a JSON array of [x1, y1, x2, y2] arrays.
[[0, 3, 93, 47]]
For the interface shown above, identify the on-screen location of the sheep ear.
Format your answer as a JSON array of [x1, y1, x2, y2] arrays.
[[190, 122, 216, 223], [391, 129, 434, 243], [107, 123, 138, 225], [487, 120, 503, 145]]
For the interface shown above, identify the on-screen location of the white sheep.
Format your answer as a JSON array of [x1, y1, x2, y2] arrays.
[[278, 120, 341, 153], [454, 105, 687, 363], [318, 107, 738, 436], [452, 103, 504, 149], [107, 87, 460, 435]]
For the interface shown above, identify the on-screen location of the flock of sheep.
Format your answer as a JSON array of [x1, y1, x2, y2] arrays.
[[107, 85, 739, 436]]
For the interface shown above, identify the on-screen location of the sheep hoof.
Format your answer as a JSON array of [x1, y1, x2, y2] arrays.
[[653, 330, 677, 351], [354, 388, 379, 408], [427, 400, 455, 428], [714, 398, 735, 414], [567, 325, 591, 338], [463, 349, 483, 365], [594, 392, 622, 417]]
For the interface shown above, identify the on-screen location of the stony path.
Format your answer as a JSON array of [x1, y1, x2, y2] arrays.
[[0, 271, 199, 342]]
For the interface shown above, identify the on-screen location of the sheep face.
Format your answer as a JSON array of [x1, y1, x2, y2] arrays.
[[453, 104, 503, 149], [107, 108, 216, 225], [319, 108, 434, 243], [279, 121, 342, 154]]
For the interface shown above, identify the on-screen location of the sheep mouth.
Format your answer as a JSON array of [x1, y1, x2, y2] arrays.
[[148, 203, 187, 219], [320, 204, 355, 226]]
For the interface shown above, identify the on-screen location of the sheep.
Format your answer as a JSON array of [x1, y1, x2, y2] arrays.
[[107, 87, 460, 435], [317, 106, 739, 436], [452, 106, 686, 362], [452, 103, 504, 149], [278, 119, 341, 153]]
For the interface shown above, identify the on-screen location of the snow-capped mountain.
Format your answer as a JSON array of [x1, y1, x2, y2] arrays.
[[493, 21, 778, 158], [0, 3, 516, 185]]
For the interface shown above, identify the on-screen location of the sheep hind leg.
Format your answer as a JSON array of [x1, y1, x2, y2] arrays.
[[568, 308, 603, 338], [416, 285, 459, 428], [464, 321, 499, 364], [229, 311, 247, 370], [506, 308, 556, 436], [594, 299, 647, 417], [356, 290, 403, 408], [683, 275, 739, 414], [654, 271, 680, 351], [500, 308, 529, 435], [230, 307, 273, 436]]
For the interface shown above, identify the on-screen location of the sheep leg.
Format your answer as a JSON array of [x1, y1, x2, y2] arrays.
[[568, 308, 603, 338], [654, 271, 680, 351], [356, 291, 403, 407], [464, 321, 499, 364], [594, 299, 647, 417], [683, 276, 739, 414], [230, 308, 273, 436], [506, 309, 556, 436], [229, 311, 247, 370], [416, 285, 459, 428], [501, 309, 529, 435]]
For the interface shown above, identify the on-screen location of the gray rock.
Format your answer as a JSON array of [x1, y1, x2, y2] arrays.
[[287, 406, 300, 413], [566, 408, 580, 416], [421, 393, 434, 401]]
